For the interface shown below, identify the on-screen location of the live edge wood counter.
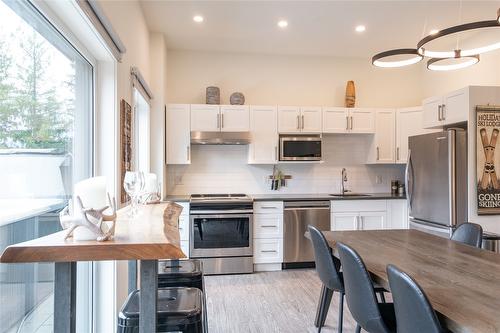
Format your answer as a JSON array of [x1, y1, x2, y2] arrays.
[[0, 203, 186, 333], [322, 229, 500, 333]]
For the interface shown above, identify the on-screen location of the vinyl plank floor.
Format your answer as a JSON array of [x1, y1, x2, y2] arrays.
[[205, 269, 359, 333]]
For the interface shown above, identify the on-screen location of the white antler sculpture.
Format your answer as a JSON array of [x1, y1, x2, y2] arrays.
[[59, 193, 117, 241]]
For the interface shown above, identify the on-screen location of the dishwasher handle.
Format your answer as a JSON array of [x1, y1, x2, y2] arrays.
[[284, 207, 330, 211], [284, 201, 330, 208]]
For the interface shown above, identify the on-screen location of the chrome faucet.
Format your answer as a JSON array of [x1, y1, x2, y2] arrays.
[[341, 168, 350, 195]]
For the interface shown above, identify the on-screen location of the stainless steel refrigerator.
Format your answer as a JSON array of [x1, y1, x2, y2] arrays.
[[407, 129, 468, 238]]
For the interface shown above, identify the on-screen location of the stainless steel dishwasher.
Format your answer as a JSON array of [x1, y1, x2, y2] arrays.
[[283, 200, 330, 268]]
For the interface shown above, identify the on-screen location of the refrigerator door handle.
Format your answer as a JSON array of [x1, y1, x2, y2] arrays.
[[405, 149, 413, 211]]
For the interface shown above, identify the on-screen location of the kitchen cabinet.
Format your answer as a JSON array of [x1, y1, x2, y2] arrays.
[[190, 104, 220, 131], [322, 107, 375, 134], [220, 105, 250, 132], [396, 107, 441, 164], [422, 87, 468, 128], [331, 200, 391, 231], [166, 104, 191, 164], [191, 104, 249, 132], [368, 109, 396, 163], [253, 201, 283, 271], [388, 200, 408, 229], [176, 202, 190, 257], [248, 106, 278, 164], [278, 106, 321, 133]]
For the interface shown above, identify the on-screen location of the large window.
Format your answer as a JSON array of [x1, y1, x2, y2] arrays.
[[0, 1, 93, 332]]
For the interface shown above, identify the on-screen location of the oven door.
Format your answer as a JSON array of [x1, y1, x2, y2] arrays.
[[190, 214, 253, 258], [280, 136, 322, 161]]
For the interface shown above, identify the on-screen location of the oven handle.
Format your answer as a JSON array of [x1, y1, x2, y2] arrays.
[[190, 213, 253, 218]]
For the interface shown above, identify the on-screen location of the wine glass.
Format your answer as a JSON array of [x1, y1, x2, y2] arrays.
[[123, 171, 143, 217]]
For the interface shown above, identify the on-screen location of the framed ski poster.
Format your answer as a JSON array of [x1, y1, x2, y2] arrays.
[[477, 105, 500, 214]]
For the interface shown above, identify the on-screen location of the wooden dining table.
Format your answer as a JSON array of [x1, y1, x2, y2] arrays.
[[321, 229, 500, 333], [0, 203, 185, 333]]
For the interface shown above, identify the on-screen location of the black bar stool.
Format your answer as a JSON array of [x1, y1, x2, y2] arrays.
[[158, 259, 204, 290], [118, 288, 203, 333]]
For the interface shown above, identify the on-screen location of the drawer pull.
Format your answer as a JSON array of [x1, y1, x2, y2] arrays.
[[261, 250, 277, 253], [260, 206, 276, 209], [261, 225, 277, 228]]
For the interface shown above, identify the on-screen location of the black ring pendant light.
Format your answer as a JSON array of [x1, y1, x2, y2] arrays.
[[372, 49, 423, 68], [417, 19, 500, 59], [427, 54, 480, 71], [372, 7, 500, 70]]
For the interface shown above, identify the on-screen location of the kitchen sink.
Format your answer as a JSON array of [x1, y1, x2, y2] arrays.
[[329, 193, 372, 197]]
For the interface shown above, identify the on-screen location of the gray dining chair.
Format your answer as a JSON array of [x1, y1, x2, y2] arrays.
[[337, 242, 396, 333], [387, 264, 451, 333], [451, 223, 483, 248]]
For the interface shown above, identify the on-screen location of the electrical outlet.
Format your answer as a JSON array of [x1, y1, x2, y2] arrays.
[[174, 175, 183, 185], [375, 175, 383, 184]]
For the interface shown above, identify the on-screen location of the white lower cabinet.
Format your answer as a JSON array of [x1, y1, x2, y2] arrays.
[[331, 200, 406, 231], [253, 238, 283, 264], [253, 201, 283, 271], [177, 202, 190, 257]]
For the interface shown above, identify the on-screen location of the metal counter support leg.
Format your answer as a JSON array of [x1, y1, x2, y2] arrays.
[[128, 260, 138, 293], [139, 259, 158, 333], [54, 262, 76, 333]]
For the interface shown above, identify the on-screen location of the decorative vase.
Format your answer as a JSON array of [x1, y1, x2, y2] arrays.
[[230, 92, 245, 105], [345, 81, 356, 108], [206, 86, 220, 104]]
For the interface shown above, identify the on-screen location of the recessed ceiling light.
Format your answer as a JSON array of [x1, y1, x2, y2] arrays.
[[193, 15, 204, 23], [277, 20, 288, 28], [429, 29, 439, 35], [355, 25, 366, 33]]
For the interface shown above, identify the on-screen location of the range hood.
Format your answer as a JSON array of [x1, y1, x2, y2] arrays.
[[190, 131, 251, 145]]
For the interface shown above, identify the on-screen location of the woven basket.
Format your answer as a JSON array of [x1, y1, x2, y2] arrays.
[[206, 86, 220, 104]]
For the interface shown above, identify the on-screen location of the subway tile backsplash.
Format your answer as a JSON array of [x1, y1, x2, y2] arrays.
[[166, 135, 405, 195]]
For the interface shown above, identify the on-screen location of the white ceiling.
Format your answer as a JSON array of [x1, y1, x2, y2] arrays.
[[140, 1, 500, 59]]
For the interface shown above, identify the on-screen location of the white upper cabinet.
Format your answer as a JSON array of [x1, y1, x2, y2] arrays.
[[322, 107, 375, 134], [422, 87, 469, 128], [220, 105, 250, 132], [442, 88, 468, 125], [248, 105, 278, 164], [322, 107, 349, 133], [278, 106, 302, 133], [166, 104, 191, 164], [369, 109, 396, 163], [191, 104, 220, 131], [350, 108, 375, 133], [396, 107, 441, 164], [300, 107, 322, 133]]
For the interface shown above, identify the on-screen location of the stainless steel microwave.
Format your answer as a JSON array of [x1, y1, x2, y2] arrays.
[[279, 135, 322, 161]]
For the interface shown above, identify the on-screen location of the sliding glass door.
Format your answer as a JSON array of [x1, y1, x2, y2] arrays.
[[0, 1, 94, 332]]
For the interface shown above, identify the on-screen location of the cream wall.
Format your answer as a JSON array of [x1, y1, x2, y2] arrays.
[[421, 50, 500, 98], [166, 50, 423, 107]]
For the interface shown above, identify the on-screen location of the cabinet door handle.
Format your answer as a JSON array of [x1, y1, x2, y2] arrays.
[[274, 146, 278, 161], [346, 116, 349, 130], [297, 115, 300, 129], [350, 116, 354, 130], [187, 146, 190, 161], [441, 104, 445, 120], [376, 147, 380, 161], [217, 113, 220, 128], [221, 113, 224, 128], [397, 147, 400, 161], [301, 115, 305, 129], [261, 250, 277, 253], [437, 105, 442, 121], [261, 225, 277, 228], [260, 206, 276, 209]]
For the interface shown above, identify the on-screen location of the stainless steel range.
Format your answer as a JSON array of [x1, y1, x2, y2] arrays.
[[189, 194, 253, 275]]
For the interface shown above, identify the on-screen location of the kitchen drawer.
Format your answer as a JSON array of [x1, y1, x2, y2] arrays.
[[253, 238, 283, 264], [254, 201, 284, 214], [254, 214, 283, 239], [178, 215, 190, 241], [330, 200, 387, 212], [180, 240, 189, 258]]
